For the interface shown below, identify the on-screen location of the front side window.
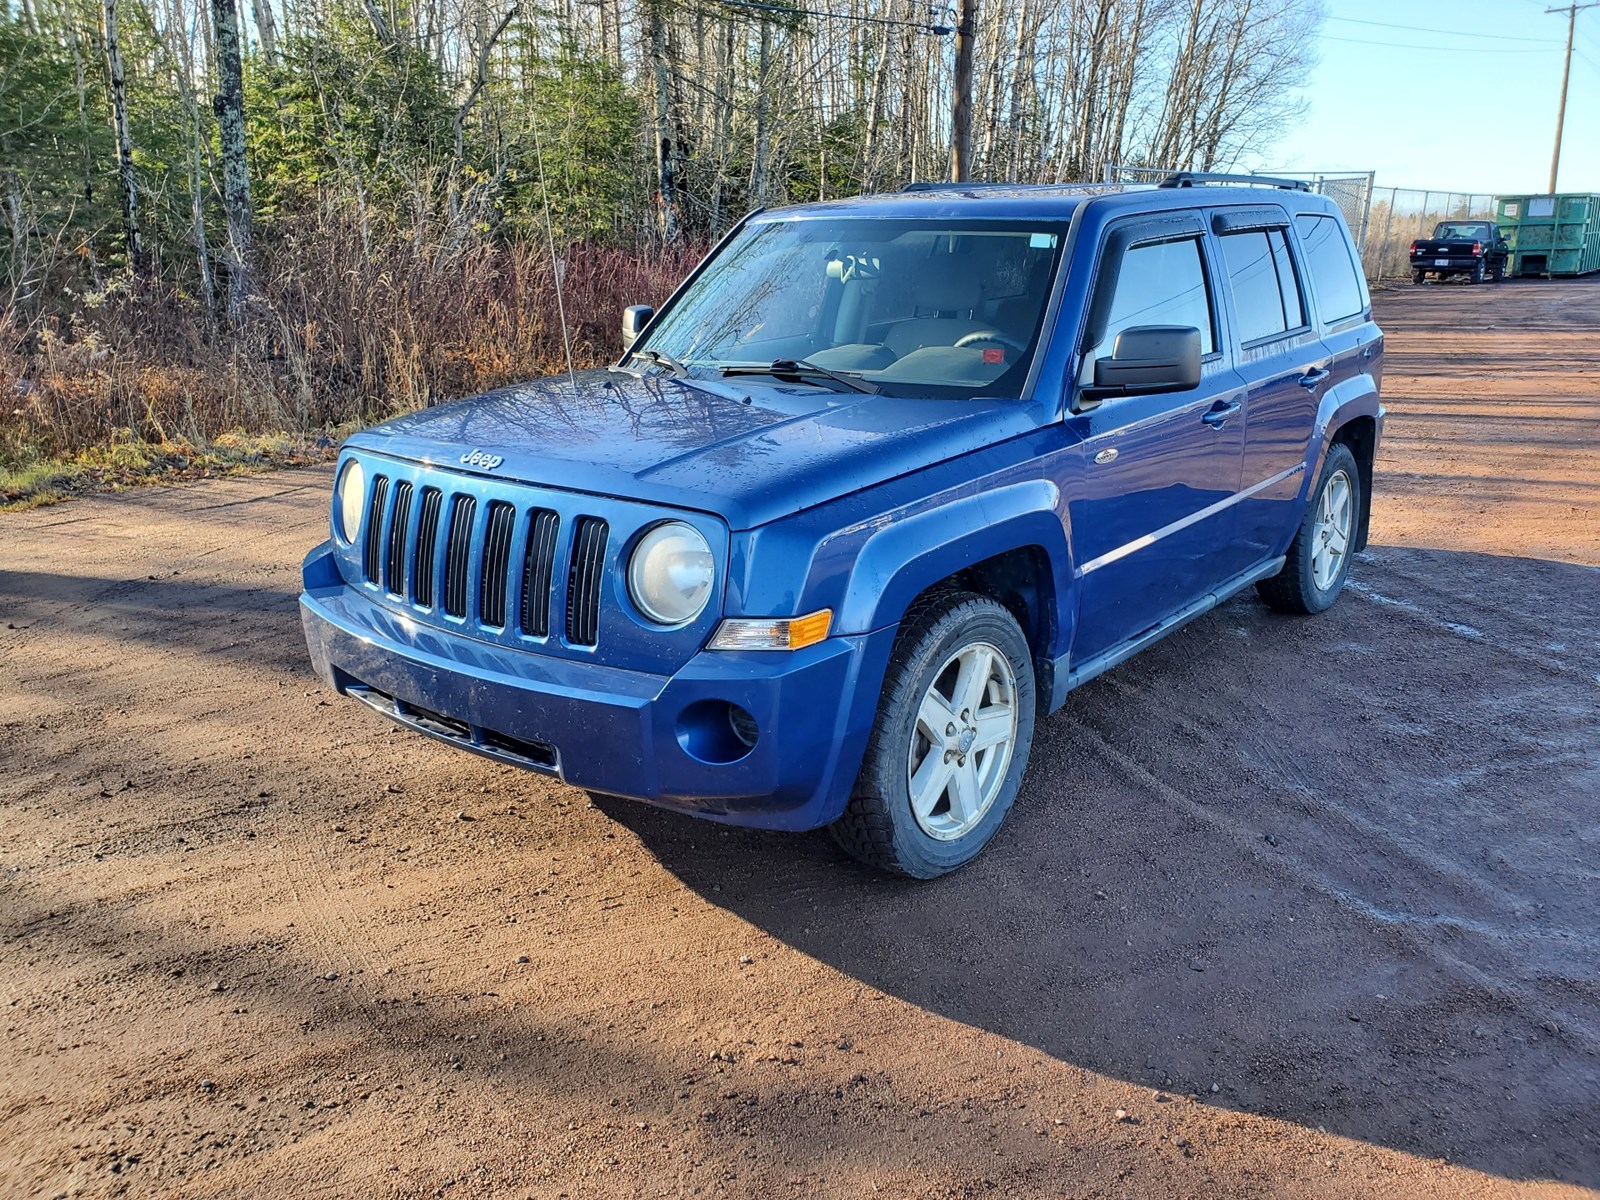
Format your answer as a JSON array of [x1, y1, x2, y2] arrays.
[[1296, 214, 1367, 323], [634, 218, 1068, 398], [1218, 228, 1307, 344], [1088, 236, 1216, 359]]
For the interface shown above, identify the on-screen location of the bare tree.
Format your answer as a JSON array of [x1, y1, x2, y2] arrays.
[[447, 2, 517, 229], [647, 0, 680, 242], [211, 0, 254, 319], [101, 0, 145, 274]]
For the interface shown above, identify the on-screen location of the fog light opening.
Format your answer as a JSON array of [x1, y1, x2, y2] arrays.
[[727, 704, 759, 749], [676, 700, 759, 765]]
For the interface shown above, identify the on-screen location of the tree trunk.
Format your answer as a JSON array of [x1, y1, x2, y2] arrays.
[[750, 18, 772, 207], [1005, 0, 1032, 180], [63, 11, 96, 216], [978, 2, 1005, 177], [189, 112, 216, 325], [448, 4, 517, 230], [211, 0, 254, 321], [949, 0, 976, 182], [860, 0, 894, 190], [101, 0, 145, 276], [708, 19, 734, 230], [648, 0, 679, 242], [251, 0, 279, 63]]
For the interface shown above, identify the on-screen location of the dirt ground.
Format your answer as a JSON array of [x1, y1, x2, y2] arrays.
[[2, 276, 1598, 1200]]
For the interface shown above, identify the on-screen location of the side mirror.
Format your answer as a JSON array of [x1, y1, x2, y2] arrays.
[[621, 305, 654, 352], [1089, 325, 1202, 398]]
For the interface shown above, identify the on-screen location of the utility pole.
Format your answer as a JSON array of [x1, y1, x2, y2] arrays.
[[950, 0, 977, 181], [1546, 2, 1600, 193]]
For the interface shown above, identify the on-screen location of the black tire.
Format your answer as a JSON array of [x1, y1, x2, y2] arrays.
[[1470, 259, 1486, 285], [1490, 258, 1505, 282], [1257, 443, 1362, 616], [1411, 270, 1426, 285], [830, 592, 1036, 879]]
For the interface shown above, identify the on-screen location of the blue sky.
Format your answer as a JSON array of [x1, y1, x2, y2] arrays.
[[1239, 0, 1600, 195]]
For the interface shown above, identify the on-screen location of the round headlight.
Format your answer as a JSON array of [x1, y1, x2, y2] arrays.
[[628, 522, 714, 625], [334, 459, 365, 542]]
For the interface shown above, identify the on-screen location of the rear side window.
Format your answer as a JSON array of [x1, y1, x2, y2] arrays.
[[1295, 214, 1366, 323], [1093, 237, 1216, 357], [1217, 228, 1306, 344]]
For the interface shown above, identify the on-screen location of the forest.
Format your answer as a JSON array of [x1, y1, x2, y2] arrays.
[[0, 0, 1321, 492]]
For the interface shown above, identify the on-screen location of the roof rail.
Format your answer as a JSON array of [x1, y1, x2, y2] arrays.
[[899, 181, 1018, 192], [897, 180, 1128, 194], [1158, 171, 1311, 192]]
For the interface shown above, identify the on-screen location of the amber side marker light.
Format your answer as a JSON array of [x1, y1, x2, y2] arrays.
[[708, 609, 833, 651]]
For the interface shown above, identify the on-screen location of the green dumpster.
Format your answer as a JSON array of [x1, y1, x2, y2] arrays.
[[1496, 193, 1600, 277]]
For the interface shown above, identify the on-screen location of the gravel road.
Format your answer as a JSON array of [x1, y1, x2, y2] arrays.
[[3, 277, 1598, 1199]]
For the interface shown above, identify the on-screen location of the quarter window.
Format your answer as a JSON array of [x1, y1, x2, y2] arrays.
[[1093, 236, 1216, 358], [1218, 228, 1306, 344], [1295, 214, 1367, 323]]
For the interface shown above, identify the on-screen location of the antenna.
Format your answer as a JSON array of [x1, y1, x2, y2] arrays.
[[530, 105, 578, 390]]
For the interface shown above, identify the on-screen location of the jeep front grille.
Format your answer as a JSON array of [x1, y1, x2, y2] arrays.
[[357, 472, 611, 647], [362, 474, 389, 584], [384, 480, 412, 596], [478, 501, 516, 628], [565, 515, 609, 647], [443, 494, 476, 618], [413, 486, 443, 608], [520, 508, 560, 638]]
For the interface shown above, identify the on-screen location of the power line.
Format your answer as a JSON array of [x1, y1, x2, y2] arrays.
[[1321, 34, 1555, 53], [1326, 15, 1560, 43]]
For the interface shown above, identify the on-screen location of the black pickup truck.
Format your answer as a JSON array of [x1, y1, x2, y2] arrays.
[[1409, 220, 1509, 284]]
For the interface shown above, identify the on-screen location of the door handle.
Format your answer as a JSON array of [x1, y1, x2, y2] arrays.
[[1299, 366, 1331, 389], [1202, 400, 1242, 428]]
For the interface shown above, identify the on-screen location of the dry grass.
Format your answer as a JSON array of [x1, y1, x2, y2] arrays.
[[1, 223, 705, 503], [0, 430, 341, 510]]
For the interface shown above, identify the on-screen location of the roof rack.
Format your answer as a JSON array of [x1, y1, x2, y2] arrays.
[[1158, 171, 1310, 192], [897, 180, 1128, 194], [899, 181, 1010, 192]]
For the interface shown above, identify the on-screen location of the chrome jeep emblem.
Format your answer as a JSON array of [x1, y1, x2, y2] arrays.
[[460, 449, 504, 471]]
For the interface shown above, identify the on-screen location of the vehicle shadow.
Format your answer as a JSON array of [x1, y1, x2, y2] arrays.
[[602, 545, 1600, 1188]]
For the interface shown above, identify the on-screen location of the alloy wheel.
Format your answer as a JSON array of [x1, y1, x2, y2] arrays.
[[1312, 468, 1355, 591], [906, 641, 1018, 840]]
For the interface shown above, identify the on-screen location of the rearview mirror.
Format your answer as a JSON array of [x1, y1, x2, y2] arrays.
[[621, 304, 654, 352], [1089, 325, 1201, 398]]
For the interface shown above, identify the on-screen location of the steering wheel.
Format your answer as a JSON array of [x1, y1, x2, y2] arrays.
[[953, 330, 1028, 356]]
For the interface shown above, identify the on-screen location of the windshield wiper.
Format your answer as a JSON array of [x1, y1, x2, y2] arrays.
[[721, 358, 879, 394], [637, 348, 690, 377]]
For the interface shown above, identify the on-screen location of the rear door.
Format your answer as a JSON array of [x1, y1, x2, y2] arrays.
[[1065, 211, 1250, 665], [1207, 207, 1330, 564], [1294, 210, 1381, 409]]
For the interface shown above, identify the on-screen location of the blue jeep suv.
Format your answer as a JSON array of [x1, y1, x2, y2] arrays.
[[300, 173, 1384, 877]]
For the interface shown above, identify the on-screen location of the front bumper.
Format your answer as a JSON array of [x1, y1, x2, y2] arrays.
[[299, 542, 894, 831]]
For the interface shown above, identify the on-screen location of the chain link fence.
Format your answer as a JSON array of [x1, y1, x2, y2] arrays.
[[1099, 167, 1513, 284], [1363, 189, 1499, 281], [1103, 164, 1378, 268]]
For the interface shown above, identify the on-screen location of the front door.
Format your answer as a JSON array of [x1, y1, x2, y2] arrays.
[[1065, 214, 1250, 665]]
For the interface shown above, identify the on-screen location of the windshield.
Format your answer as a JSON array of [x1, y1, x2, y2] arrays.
[[633, 217, 1069, 398], [1435, 223, 1491, 240]]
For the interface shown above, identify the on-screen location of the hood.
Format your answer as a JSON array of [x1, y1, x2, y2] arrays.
[[349, 369, 1046, 530]]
